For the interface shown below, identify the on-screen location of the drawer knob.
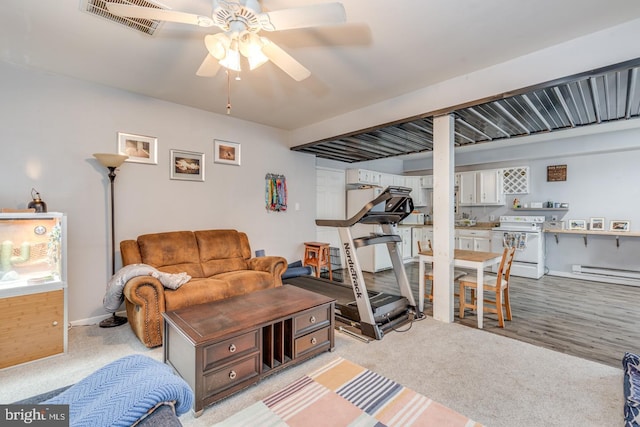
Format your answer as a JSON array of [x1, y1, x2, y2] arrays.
[[229, 344, 236, 353], [311, 337, 317, 345], [309, 316, 316, 324], [52, 321, 58, 326], [229, 370, 237, 380]]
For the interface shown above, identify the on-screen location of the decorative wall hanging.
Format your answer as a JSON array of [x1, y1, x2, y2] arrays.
[[170, 149, 205, 182], [214, 140, 241, 166], [547, 164, 567, 182], [265, 173, 287, 212], [117, 132, 158, 165]]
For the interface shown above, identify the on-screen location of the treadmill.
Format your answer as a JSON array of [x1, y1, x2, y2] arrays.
[[286, 186, 418, 340]]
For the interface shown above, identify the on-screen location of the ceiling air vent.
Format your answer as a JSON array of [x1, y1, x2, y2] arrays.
[[81, 0, 164, 36]]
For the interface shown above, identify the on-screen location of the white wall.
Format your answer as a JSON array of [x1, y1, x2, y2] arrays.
[[0, 61, 317, 323]]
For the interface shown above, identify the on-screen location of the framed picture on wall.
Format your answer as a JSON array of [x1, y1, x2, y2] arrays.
[[589, 217, 605, 231], [214, 140, 241, 166], [568, 219, 587, 231], [610, 220, 630, 232], [170, 149, 204, 181], [117, 132, 158, 164]]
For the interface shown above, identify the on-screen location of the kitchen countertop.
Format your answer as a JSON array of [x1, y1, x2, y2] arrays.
[[399, 222, 498, 230]]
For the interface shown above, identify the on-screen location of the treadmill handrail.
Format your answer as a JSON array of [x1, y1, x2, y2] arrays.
[[316, 186, 413, 227]]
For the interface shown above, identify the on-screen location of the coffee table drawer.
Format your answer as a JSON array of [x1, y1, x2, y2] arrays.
[[203, 353, 260, 397], [294, 306, 330, 335], [294, 326, 330, 357], [203, 330, 259, 370]]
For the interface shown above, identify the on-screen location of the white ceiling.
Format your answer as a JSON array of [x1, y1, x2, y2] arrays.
[[3, 0, 640, 132]]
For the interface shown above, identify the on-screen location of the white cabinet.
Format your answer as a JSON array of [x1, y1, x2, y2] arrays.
[[456, 229, 491, 252], [379, 173, 394, 189], [346, 169, 381, 186], [405, 176, 426, 207], [420, 175, 433, 188], [392, 175, 406, 187], [395, 226, 412, 261], [457, 169, 504, 206], [458, 171, 477, 205]]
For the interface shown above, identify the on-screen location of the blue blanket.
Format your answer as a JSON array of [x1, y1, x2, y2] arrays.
[[44, 354, 194, 427]]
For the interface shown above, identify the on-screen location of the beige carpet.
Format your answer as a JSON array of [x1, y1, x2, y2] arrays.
[[0, 317, 623, 427]]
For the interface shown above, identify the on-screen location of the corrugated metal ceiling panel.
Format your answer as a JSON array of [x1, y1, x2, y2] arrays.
[[293, 59, 640, 163]]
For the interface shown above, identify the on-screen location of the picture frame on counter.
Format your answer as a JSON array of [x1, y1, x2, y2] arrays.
[[589, 217, 605, 231], [568, 219, 587, 231], [610, 220, 630, 232]]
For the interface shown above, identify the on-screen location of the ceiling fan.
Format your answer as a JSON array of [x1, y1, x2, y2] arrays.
[[106, 0, 346, 81]]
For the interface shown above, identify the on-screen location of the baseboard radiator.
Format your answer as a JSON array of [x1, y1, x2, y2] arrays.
[[571, 265, 640, 286]]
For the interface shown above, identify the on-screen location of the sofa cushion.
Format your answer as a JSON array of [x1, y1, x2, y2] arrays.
[[164, 277, 231, 311], [214, 270, 277, 297], [137, 231, 204, 278], [195, 230, 249, 277]]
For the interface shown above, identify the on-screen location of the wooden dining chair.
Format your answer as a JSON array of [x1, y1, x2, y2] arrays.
[[418, 240, 467, 302], [458, 246, 516, 327]]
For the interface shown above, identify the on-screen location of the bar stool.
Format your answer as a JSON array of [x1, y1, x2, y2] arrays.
[[303, 242, 332, 280]]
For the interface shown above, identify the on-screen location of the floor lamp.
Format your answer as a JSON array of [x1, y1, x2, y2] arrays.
[[93, 153, 129, 328]]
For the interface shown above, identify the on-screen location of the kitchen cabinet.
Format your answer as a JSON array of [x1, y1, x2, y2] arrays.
[[379, 173, 394, 189], [458, 169, 504, 206], [420, 175, 433, 188], [0, 213, 67, 369], [456, 229, 492, 252], [346, 169, 381, 186], [395, 226, 412, 261], [405, 176, 427, 206]]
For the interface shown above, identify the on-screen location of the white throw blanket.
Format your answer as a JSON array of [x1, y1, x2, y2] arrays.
[[103, 264, 191, 312]]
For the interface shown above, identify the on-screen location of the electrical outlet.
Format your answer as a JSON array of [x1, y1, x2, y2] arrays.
[[489, 215, 495, 222]]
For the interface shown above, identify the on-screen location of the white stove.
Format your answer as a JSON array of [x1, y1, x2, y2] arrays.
[[491, 215, 545, 278], [492, 215, 546, 232]]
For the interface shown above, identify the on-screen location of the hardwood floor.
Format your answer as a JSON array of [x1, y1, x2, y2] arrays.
[[326, 263, 640, 368]]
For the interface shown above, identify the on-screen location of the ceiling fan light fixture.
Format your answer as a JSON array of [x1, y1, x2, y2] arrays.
[[248, 50, 269, 70], [219, 40, 241, 72]]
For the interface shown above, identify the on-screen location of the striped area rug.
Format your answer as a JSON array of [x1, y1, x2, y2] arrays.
[[214, 357, 482, 427]]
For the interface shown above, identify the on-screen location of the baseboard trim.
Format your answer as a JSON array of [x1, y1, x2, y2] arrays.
[[546, 270, 640, 287], [70, 310, 127, 327]]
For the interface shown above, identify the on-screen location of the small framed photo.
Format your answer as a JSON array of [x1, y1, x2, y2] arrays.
[[170, 149, 204, 182], [610, 220, 630, 232], [214, 140, 241, 166], [568, 219, 587, 231], [589, 217, 605, 231], [117, 132, 158, 164]]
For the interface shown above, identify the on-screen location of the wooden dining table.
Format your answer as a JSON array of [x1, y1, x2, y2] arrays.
[[418, 249, 503, 328]]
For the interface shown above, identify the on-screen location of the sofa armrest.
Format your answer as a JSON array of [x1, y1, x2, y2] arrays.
[[247, 256, 288, 285], [123, 276, 166, 348]]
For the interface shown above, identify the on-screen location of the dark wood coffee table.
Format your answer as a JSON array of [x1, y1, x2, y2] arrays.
[[162, 285, 335, 415]]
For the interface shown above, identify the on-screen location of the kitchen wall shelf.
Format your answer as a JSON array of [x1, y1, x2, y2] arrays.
[[545, 228, 640, 247], [512, 208, 569, 211]]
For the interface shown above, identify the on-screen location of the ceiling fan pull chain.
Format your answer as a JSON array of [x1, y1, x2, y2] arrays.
[[226, 70, 232, 115]]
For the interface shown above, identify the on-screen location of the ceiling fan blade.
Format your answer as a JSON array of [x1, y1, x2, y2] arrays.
[[196, 54, 222, 77], [260, 39, 311, 81], [106, 3, 215, 27], [204, 33, 229, 59], [258, 2, 346, 31]]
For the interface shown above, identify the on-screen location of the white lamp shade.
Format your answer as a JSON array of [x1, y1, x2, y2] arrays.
[[93, 153, 128, 168]]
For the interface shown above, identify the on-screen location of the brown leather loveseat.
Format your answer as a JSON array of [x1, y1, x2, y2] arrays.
[[120, 229, 288, 347]]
